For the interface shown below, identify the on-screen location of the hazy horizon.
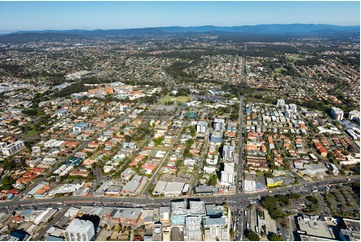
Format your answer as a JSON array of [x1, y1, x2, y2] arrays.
[[0, 1, 359, 32], [1, 22, 360, 33]]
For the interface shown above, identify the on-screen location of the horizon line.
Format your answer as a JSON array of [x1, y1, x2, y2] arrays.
[[1, 22, 360, 34]]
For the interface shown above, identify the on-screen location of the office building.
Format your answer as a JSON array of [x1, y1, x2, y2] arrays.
[[210, 131, 223, 143], [276, 99, 286, 107], [222, 145, 235, 160], [65, 219, 95, 241], [171, 201, 187, 226], [349, 110, 360, 122], [1, 140, 25, 157], [185, 217, 202, 241], [296, 215, 335, 240], [289, 103, 297, 112], [220, 162, 235, 186], [196, 121, 208, 133], [213, 118, 225, 131], [330, 107, 344, 121]]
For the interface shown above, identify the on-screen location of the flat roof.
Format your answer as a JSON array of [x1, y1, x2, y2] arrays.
[[297, 215, 334, 239], [188, 201, 206, 216], [65, 219, 93, 234], [164, 182, 184, 194], [204, 217, 226, 226], [113, 208, 142, 221], [171, 201, 187, 215]]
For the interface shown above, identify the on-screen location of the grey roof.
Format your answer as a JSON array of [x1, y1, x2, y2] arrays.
[[122, 175, 142, 193], [94, 181, 108, 196], [21, 209, 33, 217], [171, 201, 187, 215], [0, 235, 19, 241], [195, 185, 218, 194], [160, 207, 169, 213], [112, 208, 142, 220], [79, 206, 96, 214], [98, 207, 114, 216], [205, 204, 221, 215], [153, 181, 167, 194], [204, 217, 226, 226], [163, 182, 184, 194], [188, 201, 206, 216], [45, 235, 64, 241], [297, 215, 335, 239], [121, 168, 134, 177]]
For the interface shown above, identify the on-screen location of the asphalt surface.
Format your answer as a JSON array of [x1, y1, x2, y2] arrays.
[[32, 206, 69, 241], [1, 176, 358, 211], [236, 95, 244, 195]]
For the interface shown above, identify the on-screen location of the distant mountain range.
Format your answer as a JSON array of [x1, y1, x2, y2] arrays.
[[0, 24, 359, 43]]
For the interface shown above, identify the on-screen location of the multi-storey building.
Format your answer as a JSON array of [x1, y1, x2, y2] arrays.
[[331, 107, 344, 121], [65, 219, 95, 241]]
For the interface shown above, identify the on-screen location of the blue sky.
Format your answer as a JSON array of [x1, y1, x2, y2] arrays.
[[0, 1, 359, 32]]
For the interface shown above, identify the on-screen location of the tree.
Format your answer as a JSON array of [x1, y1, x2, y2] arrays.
[[124, 135, 132, 142], [154, 136, 164, 146], [208, 174, 218, 186], [269, 233, 283, 241], [188, 126, 196, 137], [245, 229, 260, 241], [0, 176, 15, 190]]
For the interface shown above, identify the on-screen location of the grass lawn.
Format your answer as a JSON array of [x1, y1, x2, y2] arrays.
[[24, 124, 39, 138], [158, 95, 192, 104], [134, 140, 146, 148], [90, 151, 100, 159], [274, 67, 287, 73], [287, 54, 304, 62]]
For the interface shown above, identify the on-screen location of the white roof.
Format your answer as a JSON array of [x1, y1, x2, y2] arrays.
[[65, 219, 93, 234]]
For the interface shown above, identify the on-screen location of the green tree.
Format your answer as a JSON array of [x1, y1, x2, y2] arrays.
[[269, 233, 283, 241], [208, 174, 218, 186], [245, 229, 260, 241]]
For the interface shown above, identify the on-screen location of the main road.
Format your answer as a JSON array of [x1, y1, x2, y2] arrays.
[[236, 95, 244, 195], [0, 176, 358, 211]]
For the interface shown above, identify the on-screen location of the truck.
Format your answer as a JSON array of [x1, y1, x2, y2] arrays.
[[7, 194, 14, 200], [244, 210, 248, 216]]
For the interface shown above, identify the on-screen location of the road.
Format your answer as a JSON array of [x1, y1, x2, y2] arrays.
[[33, 206, 69, 241], [236, 95, 244, 195], [141, 121, 188, 197], [188, 130, 210, 196], [1, 176, 358, 211]]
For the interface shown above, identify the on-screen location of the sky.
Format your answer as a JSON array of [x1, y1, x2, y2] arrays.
[[0, 1, 359, 32]]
